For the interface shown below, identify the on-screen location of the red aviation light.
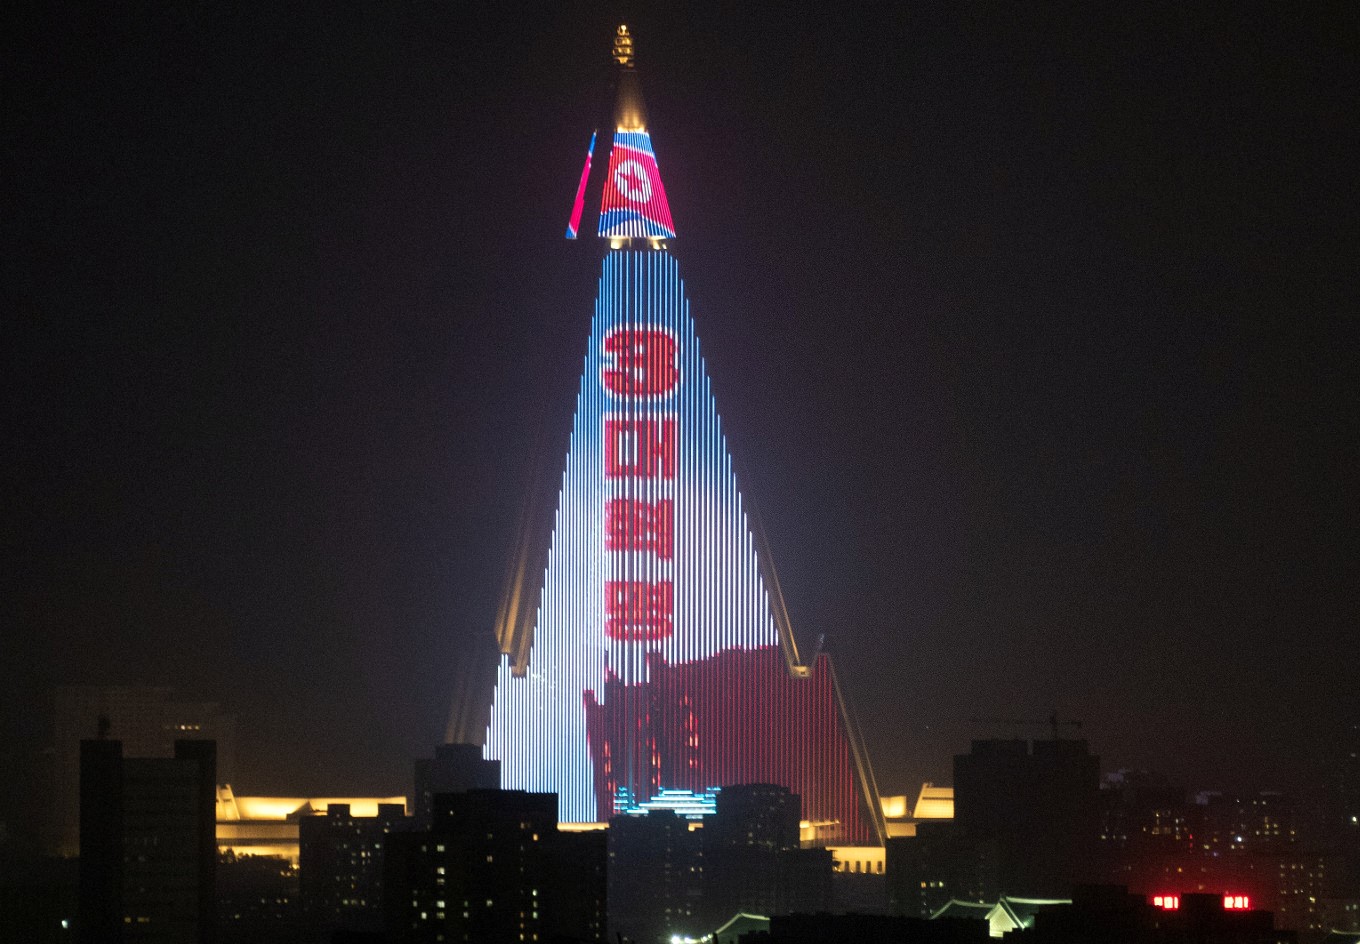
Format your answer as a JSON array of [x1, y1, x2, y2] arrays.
[[1151, 895, 1180, 910], [1222, 895, 1250, 910]]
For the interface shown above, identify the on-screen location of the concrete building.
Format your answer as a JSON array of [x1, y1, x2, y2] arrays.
[[953, 739, 1100, 899], [608, 808, 702, 944], [412, 743, 499, 828], [702, 784, 832, 925], [298, 801, 406, 935], [54, 686, 236, 856], [887, 821, 1000, 918], [78, 738, 217, 944], [385, 789, 605, 943]]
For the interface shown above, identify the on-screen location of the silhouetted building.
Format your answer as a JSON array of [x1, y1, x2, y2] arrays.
[[887, 821, 1000, 917], [554, 829, 608, 942], [55, 686, 236, 856], [299, 802, 406, 935], [759, 912, 989, 944], [1010, 885, 1294, 944], [79, 738, 217, 944], [1190, 790, 1299, 854], [412, 743, 500, 828], [216, 852, 299, 944], [1094, 777, 1353, 933], [608, 808, 702, 943], [953, 739, 1099, 898], [703, 784, 831, 924], [385, 789, 605, 943]]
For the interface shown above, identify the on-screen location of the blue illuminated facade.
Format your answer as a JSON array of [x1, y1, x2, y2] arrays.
[[484, 251, 777, 822]]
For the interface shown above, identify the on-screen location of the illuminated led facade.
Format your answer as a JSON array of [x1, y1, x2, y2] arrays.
[[484, 27, 880, 844]]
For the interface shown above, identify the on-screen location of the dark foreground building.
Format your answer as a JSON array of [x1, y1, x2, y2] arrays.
[[887, 821, 1000, 918], [608, 809, 702, 944], [607, 784, 833, 941], [758, 913, 989, 944], [412, 743, 500, 828], [79, 738, 217, 944], [1010, 886, 1295, 944], [385, 789, 605, 943], [299, 801, 406, 935], [952, 738, 1099, 898], [702, 784, 831, 926]]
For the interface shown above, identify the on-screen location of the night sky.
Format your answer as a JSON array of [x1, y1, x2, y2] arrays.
[[4, 4, 1356, 826]]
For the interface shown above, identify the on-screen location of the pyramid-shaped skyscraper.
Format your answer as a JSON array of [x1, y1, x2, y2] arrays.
[[484, 26, 882, 844]]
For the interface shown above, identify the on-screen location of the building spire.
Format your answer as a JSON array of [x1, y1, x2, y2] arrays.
[[612, 23, 634, 67], [563, 26, 676, 244], [598, 25, 673, 244], [613, 24, 649, 134]]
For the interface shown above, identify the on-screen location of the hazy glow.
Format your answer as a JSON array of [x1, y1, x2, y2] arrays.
[[880, 795, 908, 819], [217, 793, 408, 821]]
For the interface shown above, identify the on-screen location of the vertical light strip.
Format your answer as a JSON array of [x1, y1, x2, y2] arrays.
[[483, 245, 874, 838]]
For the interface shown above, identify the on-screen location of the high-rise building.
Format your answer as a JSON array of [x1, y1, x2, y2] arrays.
[[702, 784, 832, 926], [887, 821, 1000, 918], [607, 808, 702, 944], [412, 743, 500, 828], [78, 738, 217, 944], [952, 738, 1100, 899], [53, 686, 236, 856], [384, 789, 605, 943], [482, 24, 883, 846], [298, 801, 406, 934]]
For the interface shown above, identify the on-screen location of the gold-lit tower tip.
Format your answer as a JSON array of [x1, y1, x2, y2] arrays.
[[613, 24, 634, 67], [611, 24, 647, 132]]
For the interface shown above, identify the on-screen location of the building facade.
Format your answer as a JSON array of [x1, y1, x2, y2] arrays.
[[54, 685, 236, 856], [384, 789, 605, 943], [298, 801, 406, 934], [78, 738, 217, 944], [482, 25, 881, 846]]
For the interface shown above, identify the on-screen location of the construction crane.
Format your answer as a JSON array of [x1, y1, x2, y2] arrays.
[[965, 711, 1083, 740]]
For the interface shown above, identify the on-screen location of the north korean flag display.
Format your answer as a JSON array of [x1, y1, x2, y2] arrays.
[[598, 131, 676, 239]]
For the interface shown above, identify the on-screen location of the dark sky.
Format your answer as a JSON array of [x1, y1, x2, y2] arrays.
[[4, 4, 1357, 823]]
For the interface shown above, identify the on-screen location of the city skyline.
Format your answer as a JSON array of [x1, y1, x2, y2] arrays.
[[4, 3, 1355, 828]]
